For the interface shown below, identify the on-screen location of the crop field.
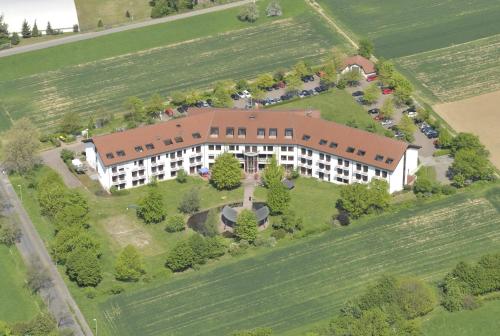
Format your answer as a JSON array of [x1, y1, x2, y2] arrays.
[[395, 33, 500, 102], [317, 0, 500, 59], [0, 12, 343, 132], [98, 186, 500, 336]]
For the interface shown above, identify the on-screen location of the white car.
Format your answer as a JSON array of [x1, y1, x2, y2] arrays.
[[407, 111, 417, 118], [381, 119, 394, 126], [241, 90, 252, 98]]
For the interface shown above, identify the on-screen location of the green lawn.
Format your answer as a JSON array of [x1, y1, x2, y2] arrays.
[[270, 89, 386, 134], [0, 0, 348, 132], [75, 0, 151, 31], [97, 185, 500, 336], [423, 301, 500, 336], [0, 244, 40, 322], [317, 0, 500, 59]]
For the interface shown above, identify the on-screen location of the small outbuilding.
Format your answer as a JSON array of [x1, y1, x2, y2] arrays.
[[341, 55, 376, 78]]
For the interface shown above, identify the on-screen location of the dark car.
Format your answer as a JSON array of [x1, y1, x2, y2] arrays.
[[194, 101, 203, 108], [265, 86, 274, 92], [368, 108, 380, 115], [231, 93, 240, 100], [272, 83, 280, 90], [206, 99, 213, 106], [352, 90, 364, 97], [301, 90, 311, 97]]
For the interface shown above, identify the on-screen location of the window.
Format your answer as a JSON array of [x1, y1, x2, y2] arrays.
[[301, 148, 306, 155], [363, 175, 368, 182], [238, 127, 246, 137], [216, 145, 222, 150], [288, 156, 293, 161], [226, 127, 234, 137], [208, 145, 214, 150], [319, 153, 324, 160], [319, 139, 327, 145], [116, 150, 125, 157], [164, 138, 173, 146], [229, 145, 236, 151], [134, 146, 143, 152], [356, 174, 361, 180], [169, 153, 175, 159], [175, 136, 183, 143], [382, 171, 388, 178], [363, 165, 368, 172], [269, 128, 277, 138], [281, 146, 287, 152], [209, 155, 214, 159], [288, 146, 293, 152], [302, 134, 311, 141], [346, 146, 355, 153], [210, 127, 219, 137], [267, 146, 273, 151], [385, 158, 394, 164], [106, 153, 114, 159], [330, 142, 338, 148], [326, 155, 331, 162], [338, 158, 343, 165], [375, 154, 384, 161], [357, 149, 366, 156], [375, 169, 381, 176], [281, 155, 287, 161], [285, 128, 293, 138], [146, 143, 155, 150], [192, 132, 201, 139], [257, 128, 265, 137], [344, 160, 350, 167], [356, 163, 361, 170]]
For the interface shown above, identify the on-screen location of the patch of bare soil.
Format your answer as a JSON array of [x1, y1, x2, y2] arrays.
[[102, 215, 159, 255], [434, 90, 500, 169]]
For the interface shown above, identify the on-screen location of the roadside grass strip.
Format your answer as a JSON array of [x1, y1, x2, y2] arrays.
[[99, 188, 500, 336]]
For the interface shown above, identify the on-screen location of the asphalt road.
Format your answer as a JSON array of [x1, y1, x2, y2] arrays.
[[0, 169, 93, 336], [0, 0, 252, 59]]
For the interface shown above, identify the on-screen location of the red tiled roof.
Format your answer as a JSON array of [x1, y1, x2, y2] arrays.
[[87, 108, 410, 171], [343, 55, 376, 74]]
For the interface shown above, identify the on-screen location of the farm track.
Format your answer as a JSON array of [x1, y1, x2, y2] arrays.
[[99, 188, 500, 336], [0, 15, 340, 132]]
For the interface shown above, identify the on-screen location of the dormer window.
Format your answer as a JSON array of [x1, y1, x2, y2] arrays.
[[192, 132, 201, 139], [257, 128, 265, 138], [329, 142, 338, 148], [346, 146, 355, 153], [357, 149, 366, 156], [145, 143, 155, 150], [226, 127, 234, 137], [164, 139, 173, 146], [269, 128, 277, 138], [285, 128, 293, 138], [210, 127, 219, 137], [116, 150, 125, 157], [175, 136, 183, 143], [302, 134, 310, 141], [375, 154, 384, 161], [385, 158, 394, 164], [134, 146, 144, 152], [106, 153, 114, 159], [319, 139, 327, 145], [238, 127, 246, 137]]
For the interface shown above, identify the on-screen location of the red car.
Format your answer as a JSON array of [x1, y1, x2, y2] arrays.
[[367, 75, 378, 82], [382, 88, 394, 95]]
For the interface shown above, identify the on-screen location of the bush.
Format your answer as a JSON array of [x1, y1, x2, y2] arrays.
[[137, 188, 167, 224], [84, 287, 97, 299], [272, 209, 302, 233], [60, 149, 75, 162], [114, 245, 145, 282], [165, 240, 195, 272], [271, 229, 286, 240], [178, 188, 200, 214], [176, 169, 187, 183], [165, 214, 185, 232], [65, 248, 102, 287], [336, 211, 350, 226], [440, 185, 457, 195], [254, 236, 277, 248], [229, 240, 250, 257], [108, 285, 125, 295]]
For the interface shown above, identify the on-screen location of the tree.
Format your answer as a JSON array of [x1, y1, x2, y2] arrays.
[[211, 152, 241, 190], [2, 118, 40, 173], [262, 156, 284, 187], [450, 132, 487, 156], [165, 214, 185, 232], [293, 61, 310, 78], [21, 20, 31, 38], [46, 22, 54, 35], [337, 180, 390, 219], [52, 192, 90, 231], [392, 72, 413, 104], [60, 111, 81, 134], [125, 96, 145, 121], [320, 61, 337, 85], [266, 0, 282, 17], [178, 188, 200, 214], [368, 179, 391, 213], [234, 209, 258, 243], [10, 32, 20, 45], [342, 69, 362, 86], [363, 83, 380, 104], [137, 188, 167, 224], [398, 115, 416, 142], [437, 128, 453, 148], [255, 73, 274, 89], [202, 209, 219, 237], [66, 247, 102, 287], [238, 3, 259, 22], [26, 258, 52, 293], [165, 240, 195, 272], [184, 90, 202, 106], [331, 48, 346, 72], [236, 79, 250, 91], [0, 15, 9, 45], [451, 149, 494, 183], [358, 38, 374, 58], [212, 81, 233, 107], [0, 221, 21, 246], [396, 277, 437, 319], [144, 93, 164, 119], [376, 59, 395, 87], [32, 21, 40, 37], [267, 180, 290, 215], [115, 245, 144, 281], [51, 227, 100, 264], [284, 72, 301, 93], [380, 97, 394, 119], [97, 19, 104, 28], [272, 209, 302, 233]]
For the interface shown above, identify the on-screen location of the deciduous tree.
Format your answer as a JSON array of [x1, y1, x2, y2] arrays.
[[165, 214, 185, 232], [238, 3, 259, 22], [211, 152, 241, 190], [235, 209, 258, 243], [178, 188, 200, 214], [262, 156, 284, 187], [0, 15, 9, 45], [66, 247, 102, 287], [137, 188, 167, 224], [266, 0, 282, 17], [380, 97, 394, 119], [267, 180, 290, 215], [358, 38, 374, 58], [3, 118, 40, 173], [363, 83, 380, 104], [115, 245, 145, 281]]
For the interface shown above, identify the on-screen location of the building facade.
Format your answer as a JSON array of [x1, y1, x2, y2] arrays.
[[84, 108, 419, 193]]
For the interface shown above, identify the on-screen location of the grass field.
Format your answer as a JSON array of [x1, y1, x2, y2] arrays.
[[423, 301, 500, 336], [75, 0, 151, 31], [0, 244, 40, 322], [317, 0, 500, 59], [395, 33, 500, 102], [0, 0, 347, 132], [269, 89, 386, 134], [96, 185, 500, 336]]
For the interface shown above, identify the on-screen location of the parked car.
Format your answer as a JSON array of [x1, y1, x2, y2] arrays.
[[406, 111, 417, 118], [394, 131, 405, 139], [381, 119, 394, 126], [301, 75, 315, 83], [355, 97, 364, 105], [206, 99, 213, 106], [281, 92, 295, 101], [368, 108, 380, 115], [382, 88, 394, 95], [231, 93, 240, 100], [264, 86, 274, 92], [164, 108, 174, 117], [314, 85, 328, 93], [352, 90, 364, 97], [367, 75, 378, 82]]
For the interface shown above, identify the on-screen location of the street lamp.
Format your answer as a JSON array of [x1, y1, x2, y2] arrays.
[[93, 318, 97, 336], [17, 184, 22, 201]]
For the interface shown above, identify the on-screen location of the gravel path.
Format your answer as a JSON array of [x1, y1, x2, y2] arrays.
[[0, 169, 93, 336], [0, 0, 252, 58]]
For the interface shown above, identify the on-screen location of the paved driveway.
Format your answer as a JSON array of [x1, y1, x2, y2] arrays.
[[40, 142, 84, 188]]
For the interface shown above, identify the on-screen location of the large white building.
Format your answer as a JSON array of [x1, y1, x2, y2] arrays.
[[84, 108, 419, 193]]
